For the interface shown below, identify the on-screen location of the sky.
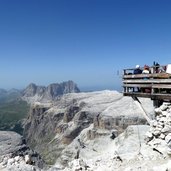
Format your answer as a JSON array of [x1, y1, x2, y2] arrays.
[[0, 0, 171, 91]]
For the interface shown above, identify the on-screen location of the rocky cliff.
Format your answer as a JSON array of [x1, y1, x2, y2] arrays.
[[53, 102, 171, 171], [23, 90, 154, 166], [56, 125, 171, 171], [22, 80, 80, 103], [0, 131, 43, 171]]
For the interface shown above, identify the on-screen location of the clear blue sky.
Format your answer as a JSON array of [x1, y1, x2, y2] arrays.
[[0, 0, 171, 91]]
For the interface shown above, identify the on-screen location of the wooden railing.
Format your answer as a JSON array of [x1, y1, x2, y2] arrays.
[[122, 65, 171, 101]]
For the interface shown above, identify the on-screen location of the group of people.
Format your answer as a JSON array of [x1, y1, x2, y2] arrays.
[[133, 64, 150, 75], [126, 62, 169, 93], [133, 62, 166, 75], [132, 62, 163, 93]]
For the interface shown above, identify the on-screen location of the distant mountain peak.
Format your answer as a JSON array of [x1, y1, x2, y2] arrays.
[[22, 80, 80, 103]]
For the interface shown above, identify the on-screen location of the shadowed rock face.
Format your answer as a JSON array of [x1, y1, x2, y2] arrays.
[[23, 90, 154, 165], [22, 80, 80, 103]]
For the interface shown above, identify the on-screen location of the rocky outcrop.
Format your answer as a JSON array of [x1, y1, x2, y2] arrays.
[[0, 131, 24, 157], [23, 90, 154, 165], [50, 125, 171, 171], [145, 102, 171, 156], [58, 102, 171, 171], [0, 131, 43, 171], [22, 80, 80, 103]]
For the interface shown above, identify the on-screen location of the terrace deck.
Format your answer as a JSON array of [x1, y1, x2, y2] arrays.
[[122, 66, 171, 102]]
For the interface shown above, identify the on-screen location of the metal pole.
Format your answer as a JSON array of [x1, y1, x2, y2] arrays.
[[132, 96, 151, 124]]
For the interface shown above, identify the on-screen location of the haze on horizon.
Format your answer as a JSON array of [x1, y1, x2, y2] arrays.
[[0, 0, 171, 91]]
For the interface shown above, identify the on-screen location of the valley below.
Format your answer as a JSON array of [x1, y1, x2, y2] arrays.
[[0, 89, 29, 134]]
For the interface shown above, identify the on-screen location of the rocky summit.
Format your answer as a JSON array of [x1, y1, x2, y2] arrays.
[[0, 131, 43, 171], [23, 90, 154, 167], [22, 80, 80, 103]]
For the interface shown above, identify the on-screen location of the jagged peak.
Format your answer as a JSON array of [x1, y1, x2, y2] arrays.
[[22, 80, 80, 103]]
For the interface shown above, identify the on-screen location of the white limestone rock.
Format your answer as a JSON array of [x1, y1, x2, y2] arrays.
[[156, 124, 163, 129], [2, 157, 8, 166], [156, 116, 161, 121], [167, 147, 171, 155], [161, 111, 167, 116], [163, 102, 171, 106], [154, 108, 162, 115], [14, 156, 20, 162], [0, 131, 23, 158], [56, 125, 169, 171], [7, 158, 15, 166], [145, 131, 153, 138], [153, 130, 161, 136], [160, 104, 168, 111], [161, 125, 171, 133], [25, 154, 31, 164], [165, 133, 171, 144], [158, 121, 164, 127], [159, 117, 167, 123], [0, 131, 43, 171], [48, 102, 171, 171], [159, 133, 166, 140], [150, 120, 158, 127]]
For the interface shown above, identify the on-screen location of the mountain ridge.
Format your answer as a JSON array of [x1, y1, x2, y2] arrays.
[[22, 80, 80, 103]]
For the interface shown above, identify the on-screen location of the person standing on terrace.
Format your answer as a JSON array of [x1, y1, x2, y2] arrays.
[[133, 65, 142, 74], [133, 65, 142, 92], [142, 65, 150, 74]]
